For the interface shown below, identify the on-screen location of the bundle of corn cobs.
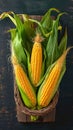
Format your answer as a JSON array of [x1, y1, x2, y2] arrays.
[[0, 8, 72, 121]]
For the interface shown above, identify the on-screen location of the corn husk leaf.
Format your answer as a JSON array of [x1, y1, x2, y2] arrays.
[[10, 29, 27, 69], [24, 49, 33, 84], [0, 11, 16, 25], [40, 8, 60, 33], [18, 14, 35, 38], [46, 13, 64, 68], [0, 12, 35, 53], [13, 13, 33, 53], [59, 28, 67, 55]]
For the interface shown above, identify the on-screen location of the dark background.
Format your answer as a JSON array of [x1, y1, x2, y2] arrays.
[[0, 0, 73, 130]]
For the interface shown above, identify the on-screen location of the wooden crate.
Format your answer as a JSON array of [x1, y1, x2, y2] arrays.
[[14, 83, 59, 123]]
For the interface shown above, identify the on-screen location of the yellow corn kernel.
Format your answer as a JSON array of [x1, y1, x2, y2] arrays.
[[15, 64, 36, 106], [39, 63, 61, 107], [31, 34, 43, 86], [12, 55, 36, 106], [38, 48, 71, 107]]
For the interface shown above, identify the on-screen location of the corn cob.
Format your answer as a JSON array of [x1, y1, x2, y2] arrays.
[[31, 34, 43, 86], [12, 56, 36, 108], [37, 47, 71, 108]]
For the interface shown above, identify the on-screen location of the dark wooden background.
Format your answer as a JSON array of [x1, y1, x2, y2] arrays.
[[0, 0, 73, 130]]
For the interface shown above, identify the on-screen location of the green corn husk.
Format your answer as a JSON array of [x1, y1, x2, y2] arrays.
[[13, 13, 35, 53], [46, 13, 65, 68], [0, 12, 34, 66], [30, 115, 38, 121], [11, 30, 27, 68], [38, 8, 60, 34], [59, 28, 67, 55]]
